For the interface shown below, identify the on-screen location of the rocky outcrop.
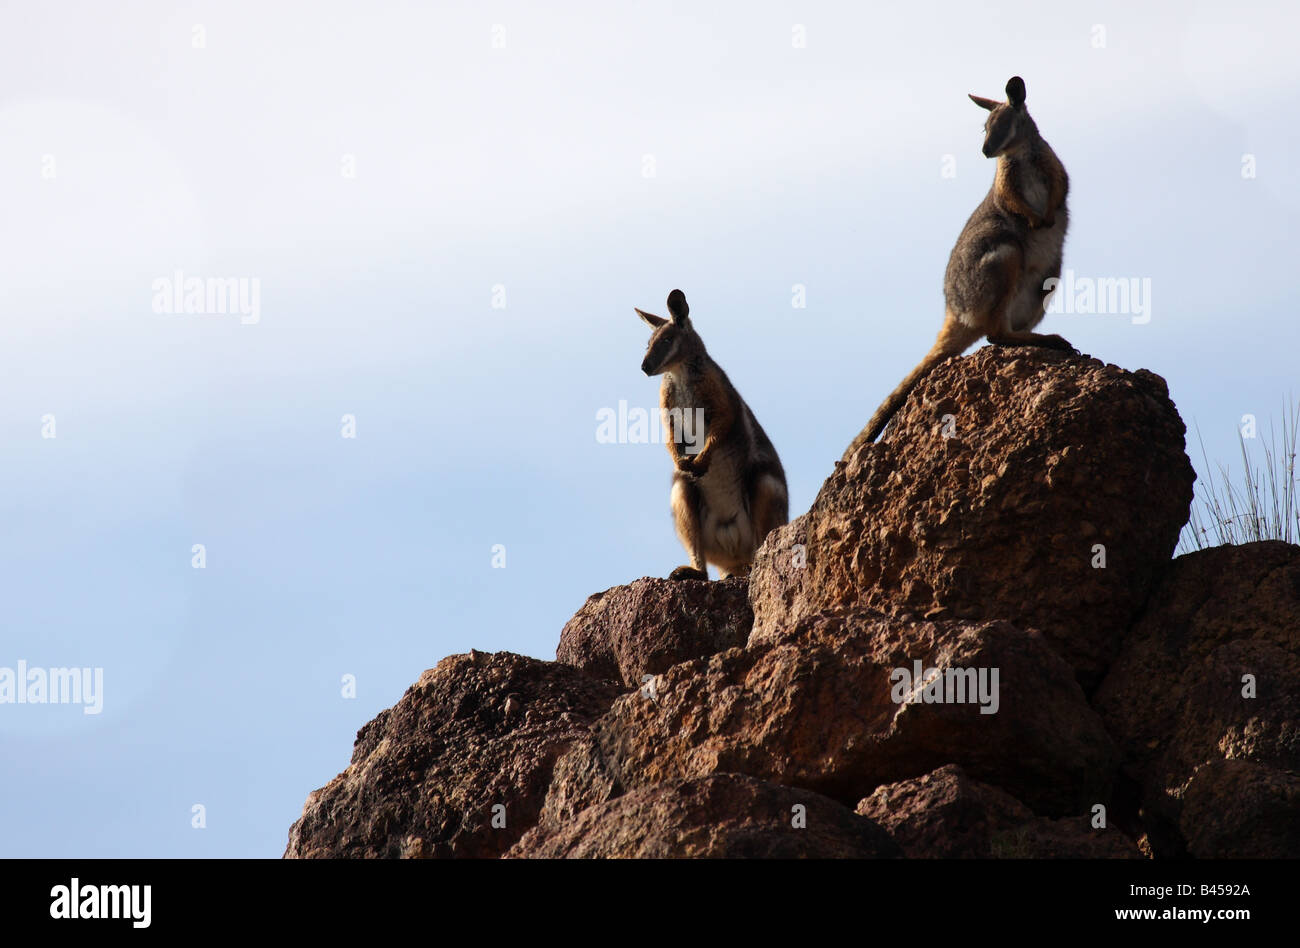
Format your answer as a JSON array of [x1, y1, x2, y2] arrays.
[[557, 577, 752, 687], [590, 611, 1116, 816], [284, 651, 620, 858], [287, 348, 1298, 859], [856, 764, 1141, 858], [1093, 540, 1300, 857], [750, 347, 1195, 687], [508, 773, 900, 858]]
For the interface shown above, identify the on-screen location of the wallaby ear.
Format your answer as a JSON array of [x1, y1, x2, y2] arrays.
[[1005, 76, 1026, 109], [666, 289, 689, 323], [969, 94, 1000, 112], [635, 307, 668, 329]]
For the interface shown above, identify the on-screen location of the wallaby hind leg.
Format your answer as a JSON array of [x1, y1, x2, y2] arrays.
[[749, 473, 789, 550], [669, 476, 709, 581], [713, 474, 788, 580], [977, 250, 1075, 352]]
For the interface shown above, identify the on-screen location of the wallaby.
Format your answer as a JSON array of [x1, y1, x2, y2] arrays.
[[847, 76, 1074, 455], [636, 289, 788, 580]]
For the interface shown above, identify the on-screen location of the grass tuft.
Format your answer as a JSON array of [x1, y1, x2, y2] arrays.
[[1178, 398, 1300, 554]]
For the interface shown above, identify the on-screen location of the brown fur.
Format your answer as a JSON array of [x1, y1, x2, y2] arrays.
[[637, 290, 789, 580], [847, 76, 1074, 458]]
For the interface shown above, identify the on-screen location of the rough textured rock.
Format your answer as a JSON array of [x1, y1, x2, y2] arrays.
[[1179, 760, 1300, 858], [529, 733, 621, 833], [557, 577, 752, 687], [286, 347, 1289, 861], [508, 773, 900, 858], [1093, 541, 1300, 856], [750, 347, 1194, 687], [284, 650, 620, 858], [591, 610, 1117, 816], [857, 764, 1141, 858]]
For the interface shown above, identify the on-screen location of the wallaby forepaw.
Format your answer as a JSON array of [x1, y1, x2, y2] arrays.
[[675, 454, 709, 477], [668, 566, 709, 581]]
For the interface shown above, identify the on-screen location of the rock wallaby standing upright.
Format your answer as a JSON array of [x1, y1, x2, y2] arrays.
[[848, 76, 1075, 455], [636, 289, 788, 580]]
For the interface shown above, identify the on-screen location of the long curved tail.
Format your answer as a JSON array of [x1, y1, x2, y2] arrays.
[[842, 318, 978, 462]]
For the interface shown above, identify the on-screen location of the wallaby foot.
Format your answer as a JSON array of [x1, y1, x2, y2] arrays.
[[668, 565, 709, 581], [987, 330, 1075, 352]]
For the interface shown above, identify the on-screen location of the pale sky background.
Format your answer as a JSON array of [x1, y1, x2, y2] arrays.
[[1, 0, 1296, 857]]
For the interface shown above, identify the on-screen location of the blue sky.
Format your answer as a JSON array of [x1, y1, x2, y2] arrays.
[[1, 0, 1297, 856]]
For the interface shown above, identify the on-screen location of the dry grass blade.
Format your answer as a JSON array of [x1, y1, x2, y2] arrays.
[[1178, 398, 1300, 554]]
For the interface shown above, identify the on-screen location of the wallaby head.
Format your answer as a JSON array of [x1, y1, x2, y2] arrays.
[[969, 76, 1036, 159], [636, 289, 699, 376]]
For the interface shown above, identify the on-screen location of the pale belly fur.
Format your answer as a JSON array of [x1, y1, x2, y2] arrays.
[[1007, 214, 1067, 332], [692, 451, 754, 565]]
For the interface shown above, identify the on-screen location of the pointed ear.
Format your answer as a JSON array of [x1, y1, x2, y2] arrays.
[[666, 289, 689, 323], [635, 307, 667, 329], [969, 94, 999, 112], [1005, 76, 1026, 109]]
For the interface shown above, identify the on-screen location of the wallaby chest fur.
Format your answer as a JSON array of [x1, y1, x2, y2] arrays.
[[662, 366, 770, 566]]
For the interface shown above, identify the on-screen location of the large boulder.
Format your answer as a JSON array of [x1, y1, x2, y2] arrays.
[[857, 764, 1141, 858], [284, 650, 620, 858], [557, 577, 752, 687], [750, 347, 1195, 688], [507, 773, 900, 858], [1093, 540, 1300, 856], [589, 610, 1117, 816]]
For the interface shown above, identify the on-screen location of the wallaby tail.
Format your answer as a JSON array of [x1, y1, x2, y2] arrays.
[[842, 319, 976, 462]]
